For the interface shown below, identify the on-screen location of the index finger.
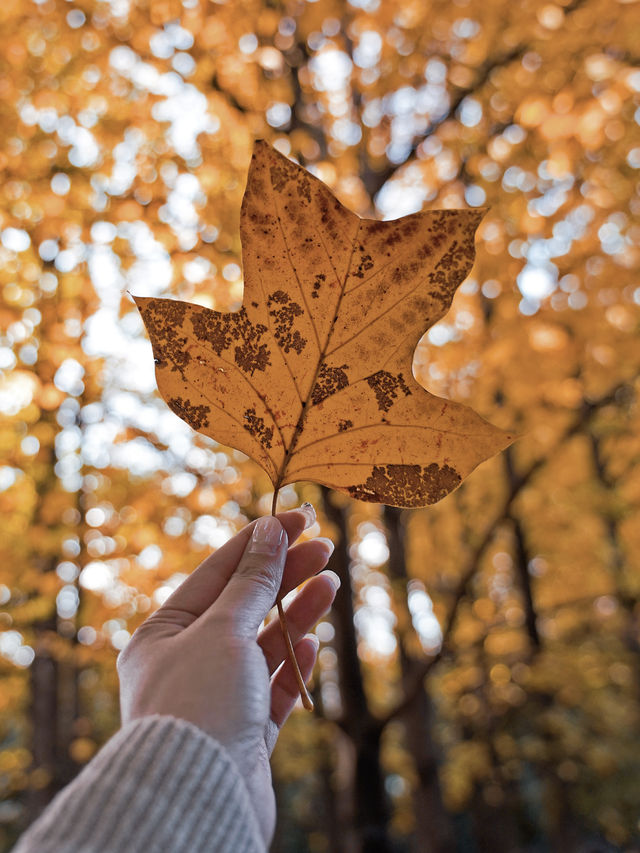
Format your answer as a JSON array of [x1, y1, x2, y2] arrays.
[[145, 504, 316, 626]]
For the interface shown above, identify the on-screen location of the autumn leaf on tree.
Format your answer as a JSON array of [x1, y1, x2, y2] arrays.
[[135, 139, 513, 511]]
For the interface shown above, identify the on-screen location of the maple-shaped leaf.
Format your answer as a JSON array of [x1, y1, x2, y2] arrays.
[[135, 140, 514, 508]]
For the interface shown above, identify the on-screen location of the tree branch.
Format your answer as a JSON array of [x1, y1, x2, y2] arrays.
[[376, 377, 636, 730], [366, 0, 592, 201], [505, 447, 541, 650], [287, 39, 328, 163], [365, 46, 525, 200]]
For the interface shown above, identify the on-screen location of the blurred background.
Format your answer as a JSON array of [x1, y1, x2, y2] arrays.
[[0, 0, 639, 850]]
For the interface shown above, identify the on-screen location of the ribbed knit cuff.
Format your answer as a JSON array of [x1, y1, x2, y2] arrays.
[[12, 715, 266, 853]]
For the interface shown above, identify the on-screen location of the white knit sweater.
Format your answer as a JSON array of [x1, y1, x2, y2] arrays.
[[12, 715, 266, 852]]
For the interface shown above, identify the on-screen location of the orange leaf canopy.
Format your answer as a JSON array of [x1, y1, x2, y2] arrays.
[[135, 140, 513, 507]]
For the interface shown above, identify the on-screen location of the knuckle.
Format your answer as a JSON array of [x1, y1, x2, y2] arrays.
[[144, 607, 191, 631], [115, 624, 163, 673], [211, 607, 263, 641], [236, 557, 280, 594], [116, 632, 142, 665], [116, 649, 130, 672], [247, 570, 279, 599]]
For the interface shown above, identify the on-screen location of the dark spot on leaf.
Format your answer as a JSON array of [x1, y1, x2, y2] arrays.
[[298, 175, 312, 204], [143, 299, 187, 330], [312, 273, 325, 299], [337, 419, 353, 432], [347, 463, 461, 507], [242, 407, 273, 449], [428, 239, 475, 305], [140, 301, 191, 376], [190, 306, 272, 375], [269, 156, 312, 205], [248, 210, 273, 227], [191, 309, 235, 353], [352, 252, 374, 279], [366, 371, 412, 412], [267, 290, 306, 354], [167, 397, 210, 430], [416, 244, 433, 260], [318, 197, 341, 235], [156, 339, 190, 373], [270, 161, 292, 193], [367, 221, 387, 234], [311, 363, 349, 404], [383, 230, 403, 248], [234, 340, 271, 375]]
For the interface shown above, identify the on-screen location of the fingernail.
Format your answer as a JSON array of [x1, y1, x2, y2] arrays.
[[316, 537, 335, 557], [250, 517, 285, 552], [322, 569, 341, 590], [300, 501, 316, 529]]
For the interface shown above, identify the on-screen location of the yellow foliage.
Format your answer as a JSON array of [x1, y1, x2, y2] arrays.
[[0, 0, 639, 847], [68, 738, 97, 764]]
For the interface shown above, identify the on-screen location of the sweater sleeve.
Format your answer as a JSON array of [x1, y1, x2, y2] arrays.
[[12, 715, 266, 853]]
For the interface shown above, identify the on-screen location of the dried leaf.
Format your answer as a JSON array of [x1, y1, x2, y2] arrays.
[[135, 140, 513, 508]]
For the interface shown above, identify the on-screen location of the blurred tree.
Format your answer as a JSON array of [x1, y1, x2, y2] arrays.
[[1, 0, 639, 851]]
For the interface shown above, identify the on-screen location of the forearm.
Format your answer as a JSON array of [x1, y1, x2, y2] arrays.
[[12, 715, 265, 853]]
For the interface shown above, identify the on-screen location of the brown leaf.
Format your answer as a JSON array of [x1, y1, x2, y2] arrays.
[[135, 140, 514, 508]]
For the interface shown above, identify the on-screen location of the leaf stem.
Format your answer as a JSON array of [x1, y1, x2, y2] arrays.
[[272, 486, 314, 711], [276, 597, 314, 711]]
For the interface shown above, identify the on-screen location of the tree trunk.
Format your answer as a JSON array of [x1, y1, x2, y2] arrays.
[[322, 489, 393, 853], [545, 778, 581, 853], [469, 785, 523, 853], [384, 506, 456, 853], [25, 612, 60, 823], [25, 407, 81, 820], [56, 652, 80, 788]]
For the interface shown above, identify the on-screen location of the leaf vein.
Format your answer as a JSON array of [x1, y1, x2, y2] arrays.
[[182, 326, 287, 450], [254, 269, 304, 414], [323, 237, 457, 359], [293, 421, 489, 457], [176, 371, 278, 480], [273, 195, 322, 356], [271, 218, 361, 489]]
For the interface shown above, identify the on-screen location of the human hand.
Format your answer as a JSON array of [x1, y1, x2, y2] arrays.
[[116, 503, 337, 844]]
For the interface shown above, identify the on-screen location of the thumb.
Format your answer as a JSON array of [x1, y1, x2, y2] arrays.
[[213, 516, 287, 635]]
